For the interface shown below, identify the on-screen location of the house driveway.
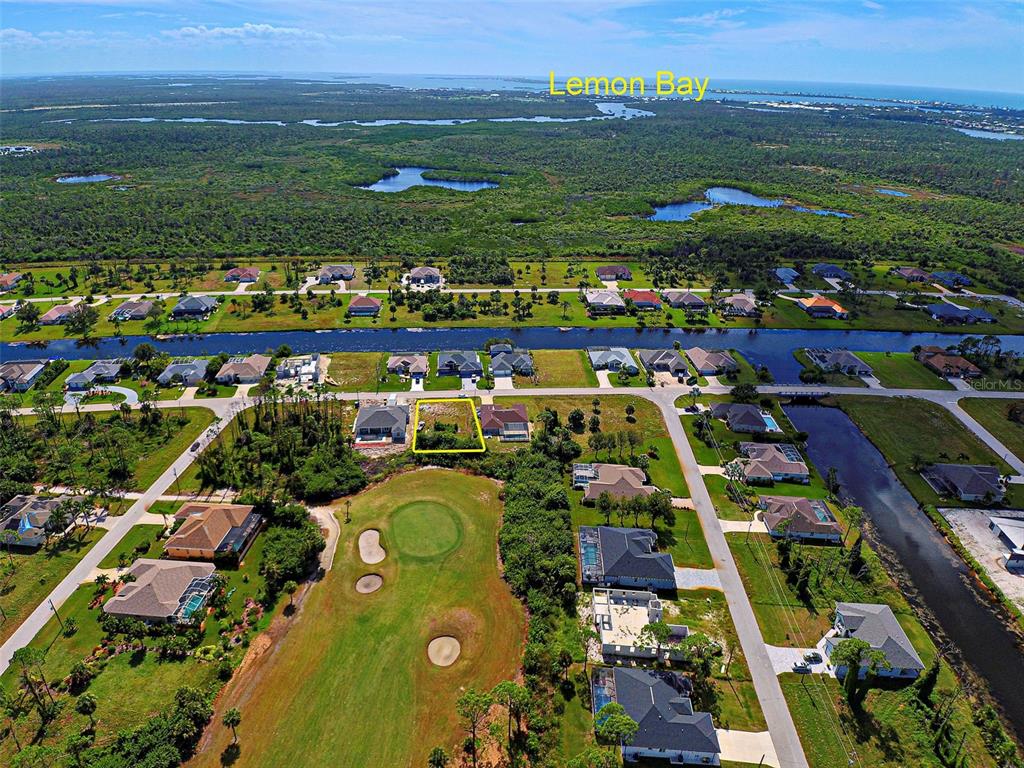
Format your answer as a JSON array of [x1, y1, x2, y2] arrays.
[[595, 370, 613, 389], [492, 374, 515, 390], [460, 377, 477, 391], [717, 729, 780, 767], [674, 567, 722, 590], [410, 377, 424, 392], [718, 518, 770, 535], [65, 385, 139, 407], [765, 637, 833, 676]]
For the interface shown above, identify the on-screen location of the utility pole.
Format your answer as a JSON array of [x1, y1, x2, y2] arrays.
[[49, 598, 64, 633]]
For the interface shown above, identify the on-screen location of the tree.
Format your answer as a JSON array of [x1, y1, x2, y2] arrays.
[[830, 637, 889, 704], [567, 746, 618, 768], [595, 702, 638, 750], [491, 680, 530, 743], [283, 580, 298, 606], [15, 302, 40, 330], [63, 305, 100, 339], [427, 747, 451, 767], [223, 707, 242, 744], [730, 383, 758, 403], [456, 688, 493, 767], [596, 492, 614, 525], [588, 415, 601, 433], [638, 620, 673, 662], [568, 408, 585, 431], [76, 692, 98, 730]]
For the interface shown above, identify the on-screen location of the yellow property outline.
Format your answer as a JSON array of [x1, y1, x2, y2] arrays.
[[411, 398, 487, 454]]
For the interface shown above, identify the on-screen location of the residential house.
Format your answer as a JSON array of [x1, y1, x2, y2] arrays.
[[573, 463, 657, 502], [39, 304, 78, 325], [347, 295, 382, 317], [478, 404, 530, 441], [684, 347, 738, 376], [165, 503, 262, 561], [587, 347, 638, 374], [591, 588, 689, 663], [592, 667, 721, 765], [894, 266, 933, 282], [103, 559, 218, 625], [989, 516, 1024, 573], [387, 354, 428, 379], [276, 353, 322, 384], [826, 602, 925, 679], [108, 300, 155, 322], [931, 270, 972, 289], [797, 296, 849, 319], [215, 354, 271, 384], [805, 348, 872, 376], [595, 264, 632, 281], [662, 290, 707, 310], [318, 264, 356, 283], [578, 526, 676, 590], [734, 443, 810, 485], [638, 349, 689, 378], [65, 359, 123, 390], [759, 496, 842, 542], [437, 350, 484, 378], [926, 303, 994, 324], [0, 495, 77, 548], [709, 402, 781, 434], [490, 348, 533, 376], [811, 263, 854, 282], [0, 303, 17, 320], [0, 273, 23, 293], [0, 359, 47, 392], [624, 289, 662, 310], [408, 266, 442, 285], [353, 404, 409, 442], [916, 347, 981, 378], [171, 295, 218, 319], [718, 293, 759, 317], [584, 289, 626, 315], [921, 463, 1004, 502], [224, 267, 261, 282], [158, 358, 208, 387], [774, 267, 799, 284]]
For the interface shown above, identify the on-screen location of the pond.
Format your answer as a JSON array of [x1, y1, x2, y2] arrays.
[[649, 186, 852, 221], [952, 128, 1024, 141], [875, 188, 910, 197], [785, 404, 1024, 737], [357, 166, 498, 193], [55, 174, 122, 184]]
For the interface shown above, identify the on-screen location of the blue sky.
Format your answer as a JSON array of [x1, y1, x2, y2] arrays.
[[2, 1, 1021, 93]]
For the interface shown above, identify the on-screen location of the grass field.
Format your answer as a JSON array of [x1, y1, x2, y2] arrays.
[[326, 352, 409, 392], [193, 470, 526, 768], [855, 352, 955, 390], [959, 398, 1024, 461], [837, 396, 1022, 507], [517, 349, 598, 388]]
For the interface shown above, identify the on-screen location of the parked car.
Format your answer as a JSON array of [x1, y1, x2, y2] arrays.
[[792, 661, 811, 673], [803, 651, 822, 663]]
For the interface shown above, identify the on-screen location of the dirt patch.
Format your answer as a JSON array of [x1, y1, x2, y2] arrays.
[[355, 574, 383, 594], [358, 528, 386, 564], [427, 636, 461, 666]]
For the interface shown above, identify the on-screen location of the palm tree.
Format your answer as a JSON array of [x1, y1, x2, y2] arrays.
[[223, 707, 242, 744], [76, 692, 98, 730]]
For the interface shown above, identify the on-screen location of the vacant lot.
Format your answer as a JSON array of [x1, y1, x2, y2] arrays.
[[326, 351, 408, 392], [193, 470, 525, 768], [516, 349, 598, 388], [959, 398, 1024, 461], [856, 352, 954, 390]]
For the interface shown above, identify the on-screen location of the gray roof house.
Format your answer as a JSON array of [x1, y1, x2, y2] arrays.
[[387, 354, 428, 378], [759, 496, 842, 542], [638, 349, 688, 377], [709, 402, 781, 434], [103, 559, 218, 624], [408, 266, 442, 284], [579, 526, 676, 589], [926, 303, 995, 324], [0, 359, 47, 392], [0, 495, 78, 548], [158, 358, 208, 387], [735, 443, 809, 485], [826, 602, 925, 679], [718, 294, 759, 317], [584, 289, 626, 315], [109, 300, 155, 322], [921, 463, 1004, 502], [684, 347, 738, 376], [354, 404, 409, 443], [318, 264, 356, 283], [805, 348, 872, 376], [65, 359, 123, 390], [812, 263, 854, 281], [662, 290, 707, 310], [775, 267, 799, 284], [587, 347, 638, 373], [594, 667, 721, 765], [437, 350, 483, 377], [171, 295, 218, 318], [490, 349, 534, 376], [990, 517, 1024, 573]]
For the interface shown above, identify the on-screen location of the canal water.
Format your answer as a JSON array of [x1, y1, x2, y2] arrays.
[[5, 326, 1024, 380], [785, 404, 1024, 736]]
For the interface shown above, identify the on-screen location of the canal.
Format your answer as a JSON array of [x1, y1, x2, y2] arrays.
[[785, 403, 1024, 737]]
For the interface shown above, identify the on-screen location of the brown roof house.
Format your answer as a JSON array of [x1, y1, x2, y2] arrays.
[[916, 347, 981, 379], [478, 403, 530, 441], [759, 495, 842, 542], [408, 266, 443, 285], [387, 354, 428, 379], [595, 264, 632, 281], [165, 502, 262, 562], [733, 443, 810, 485], [224, 266, 261, 282], [216, 354, 271, 384], [573, 463, 657, 503], [39, 304, 79, 325], [103, 559, 218, 625], [684, 347, 738, 376], [718, 294, 759, 317]]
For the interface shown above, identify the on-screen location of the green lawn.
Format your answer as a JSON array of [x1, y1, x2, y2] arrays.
[[326, 352, 409, 392], [856, 352, 955, 390], [959, 398, 1024, 462], [0, 529, 104, 645], [192, 470, 526, 768], [97, 524, 164, 568], [517, 349, 598, 388]]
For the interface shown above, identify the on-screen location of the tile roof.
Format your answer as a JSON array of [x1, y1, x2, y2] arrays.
[[103, 559, 216, 621], [835, 602, 924, 671], [478, 403, 528, 431]]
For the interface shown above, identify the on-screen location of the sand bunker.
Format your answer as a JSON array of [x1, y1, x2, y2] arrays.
[[358, 529, 386, 564], [355, 574, 383, 594], [427, 636, 461, 667]]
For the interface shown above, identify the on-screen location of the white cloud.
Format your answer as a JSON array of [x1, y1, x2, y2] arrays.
[[162, 22, 329, 43], [862, 1, 884, 10], [672, 9, 746, 29]]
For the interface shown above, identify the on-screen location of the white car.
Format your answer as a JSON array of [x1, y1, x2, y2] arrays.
[[803, 651, 822, 664], [792, 661, 811, 673]]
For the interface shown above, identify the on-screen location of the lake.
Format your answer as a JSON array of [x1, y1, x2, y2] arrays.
[[358, 167, 498, 193], [875, 188, 910, 197], [55, 174, 122, 184], [649, 186, 852, 221], [786, 404, 1024, 737], [953, 128, 1024, 141], [8, 327, 1024, 376]]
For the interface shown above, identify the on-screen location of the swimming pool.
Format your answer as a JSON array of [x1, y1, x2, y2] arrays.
[[762, 413, 782, 431]]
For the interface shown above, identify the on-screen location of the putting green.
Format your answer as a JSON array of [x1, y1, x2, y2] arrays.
[[390, 501, 463, 559]]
